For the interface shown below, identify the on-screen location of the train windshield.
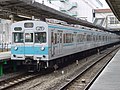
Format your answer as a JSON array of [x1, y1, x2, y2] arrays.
[[25, 33, 33, 42], [13, 32, 24, 43], [35, 32, 46, 43]]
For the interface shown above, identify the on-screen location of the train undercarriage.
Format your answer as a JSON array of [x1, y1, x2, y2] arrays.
[[12, 42, 120, 72]]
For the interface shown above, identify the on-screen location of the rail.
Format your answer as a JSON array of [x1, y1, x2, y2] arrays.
[[58, 46, 120, 90]]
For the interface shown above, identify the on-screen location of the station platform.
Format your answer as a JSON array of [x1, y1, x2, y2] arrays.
[[0, 51, 10, 60], [89, 49, 120, 90], [0, 51, 11, 76]]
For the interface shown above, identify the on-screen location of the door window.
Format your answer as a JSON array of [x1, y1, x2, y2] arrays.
[[25, 33, 33, 42]]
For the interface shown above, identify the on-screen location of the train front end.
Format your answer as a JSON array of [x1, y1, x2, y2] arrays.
[[11, 20, 49, 69]]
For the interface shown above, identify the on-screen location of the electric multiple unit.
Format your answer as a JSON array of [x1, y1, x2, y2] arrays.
[[11, 20, 120, 69]]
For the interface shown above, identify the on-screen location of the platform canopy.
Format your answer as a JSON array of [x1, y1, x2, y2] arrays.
[[0, 0, 109, 31], [106, 0, 120, 21]]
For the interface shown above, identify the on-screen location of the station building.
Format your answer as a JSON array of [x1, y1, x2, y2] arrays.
[[35, 0, 103, 22], [94, 9, 120, 31]]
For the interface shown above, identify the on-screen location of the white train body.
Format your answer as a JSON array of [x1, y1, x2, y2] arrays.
[[11, 20, 119, 67]]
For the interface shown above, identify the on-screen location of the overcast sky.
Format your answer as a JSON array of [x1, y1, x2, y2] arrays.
[[101, 0, 110, 8], [35, 0, 110, 9]]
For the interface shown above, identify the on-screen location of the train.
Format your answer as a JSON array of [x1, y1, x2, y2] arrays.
[[11, 20, 120, 70]]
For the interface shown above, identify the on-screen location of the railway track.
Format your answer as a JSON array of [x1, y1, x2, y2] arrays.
[[0, 67, 53, 90], [0, 73, 39, 90], [49, 45, 120, 90], [0, 46, 119, 90]]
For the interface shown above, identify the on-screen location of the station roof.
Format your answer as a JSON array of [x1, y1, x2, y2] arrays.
[[0, 0, 109, 31], [106, 0, 120, 21]]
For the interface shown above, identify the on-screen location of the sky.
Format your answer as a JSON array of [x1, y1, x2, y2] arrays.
[[101, 0, 110, 8], [35, 0, 110, 9]]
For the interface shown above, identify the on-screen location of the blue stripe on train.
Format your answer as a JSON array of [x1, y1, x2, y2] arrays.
[[11, 46, 49, 55], [48, 25, 93, 33]]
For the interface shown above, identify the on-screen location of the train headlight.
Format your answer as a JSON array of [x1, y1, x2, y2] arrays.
[[41, 47, 45, 51], [14, 47, 18, 50]]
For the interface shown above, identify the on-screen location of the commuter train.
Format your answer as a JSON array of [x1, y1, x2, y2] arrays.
[[11, 20, 120, 70]]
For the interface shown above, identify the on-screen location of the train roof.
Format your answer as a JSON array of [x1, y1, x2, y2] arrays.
[[12, 20, 47, 24], [11, 20, 113, 34]]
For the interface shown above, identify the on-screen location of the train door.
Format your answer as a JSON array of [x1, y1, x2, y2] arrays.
[[24, 31, 34, 56], [57, 30, 63, 55]]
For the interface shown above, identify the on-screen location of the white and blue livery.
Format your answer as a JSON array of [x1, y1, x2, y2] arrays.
[[11, 20, 120, 69]]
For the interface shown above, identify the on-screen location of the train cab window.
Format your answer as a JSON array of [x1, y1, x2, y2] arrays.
[[25, 33, 33, 42], [35, 32, 46, 43], [13, 32, 23, 43]]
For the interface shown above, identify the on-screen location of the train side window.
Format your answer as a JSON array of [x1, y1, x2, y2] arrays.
[[77, 34, 79, 42], [106, 36, 108, 41], [66, 34, 68, 43], [79, 34, 81, 42], [35, 32, 46, 43], [99, 36, 101, 41], [69, 34, 71, 43], [83, 34, 86, 41], [83, 34, 84, 41], [87, 35, 91, 41], [72, 34, 74, 42], [66, 33, 72, 43], [13, 32, 24, 43], [51, 32, 54, 43], [103, 36, 105, 41], [63, 34, 66, 43], [60, 33, 62, 43], [96, 35, 98, 41], [93, 35, 95, 41], [55, 33, 57, 44]]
